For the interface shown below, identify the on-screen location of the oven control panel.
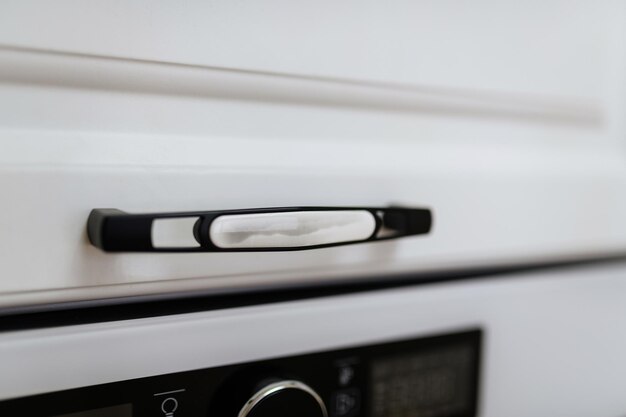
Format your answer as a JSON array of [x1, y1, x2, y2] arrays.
[[0, 330, 481, 417]]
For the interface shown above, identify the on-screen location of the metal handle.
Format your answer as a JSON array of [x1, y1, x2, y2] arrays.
[[87, 206, 432, 252]]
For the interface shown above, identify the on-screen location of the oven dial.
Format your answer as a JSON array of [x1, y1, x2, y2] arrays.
[[237, 380, 327, 417]]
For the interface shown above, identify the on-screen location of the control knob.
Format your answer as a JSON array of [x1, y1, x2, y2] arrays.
[[237, 379, 327, 417]]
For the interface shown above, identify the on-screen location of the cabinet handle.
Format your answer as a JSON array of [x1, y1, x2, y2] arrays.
[[87, 206, 432, 252]]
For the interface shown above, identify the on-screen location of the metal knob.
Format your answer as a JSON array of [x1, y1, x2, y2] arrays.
[[238, 380, 327, 417]]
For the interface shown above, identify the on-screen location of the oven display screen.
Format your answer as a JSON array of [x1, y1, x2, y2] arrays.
[[53, 404, 132, 417], [370, 345, 475, 417]]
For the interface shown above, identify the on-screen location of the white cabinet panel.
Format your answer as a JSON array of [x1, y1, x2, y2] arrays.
[[0, 1, 622, 100], [0, 2, 625, 308]]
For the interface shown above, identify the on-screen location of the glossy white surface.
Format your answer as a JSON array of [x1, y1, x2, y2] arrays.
[[2, 262, 626, 417], [209, 211, 376, 249]]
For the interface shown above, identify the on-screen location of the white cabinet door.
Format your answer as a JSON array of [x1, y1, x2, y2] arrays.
[[0, 1, 625, 308]]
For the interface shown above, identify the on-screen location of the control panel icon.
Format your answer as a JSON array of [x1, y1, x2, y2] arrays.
[[331, 389, 360, 417], [153, 388, 186, 417], [338, 366, 354, 386], [161, 397, 178, 417]]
